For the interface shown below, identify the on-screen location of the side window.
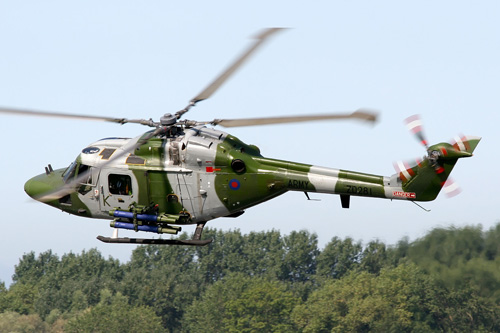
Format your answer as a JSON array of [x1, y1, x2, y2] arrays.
[[109, 174, 132, 195], [77, 164, 92, 184]]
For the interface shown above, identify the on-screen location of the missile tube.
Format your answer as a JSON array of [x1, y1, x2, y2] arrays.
[[109, 210, 178, 223], [110, 221, 180, 235]]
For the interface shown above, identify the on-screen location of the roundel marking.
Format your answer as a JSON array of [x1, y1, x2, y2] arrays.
[[82, 146, 100, 154], [229, 179, 241, 190]]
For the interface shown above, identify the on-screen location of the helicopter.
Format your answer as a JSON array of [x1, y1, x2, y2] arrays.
[[1, 28, 480, 246]]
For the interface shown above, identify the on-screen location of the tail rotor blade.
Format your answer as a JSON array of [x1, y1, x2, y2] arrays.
[[405, 114, 428, 149], [450, 134, 476, 154], [442, 178, 462, 198], [393, 160, 415, 182], [393, 158, 423, 182], [434, 164, 462, 198]]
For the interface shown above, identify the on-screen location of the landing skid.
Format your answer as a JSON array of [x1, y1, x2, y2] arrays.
[[97, 221, 212, 246], [96, 236, 212, 246]]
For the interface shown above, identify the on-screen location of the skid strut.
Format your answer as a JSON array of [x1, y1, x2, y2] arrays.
[[193, 222, 207, 240]]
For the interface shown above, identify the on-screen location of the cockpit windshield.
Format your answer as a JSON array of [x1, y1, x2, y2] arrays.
[[63, 161, 77, 183], [62, 160, 93, 184]]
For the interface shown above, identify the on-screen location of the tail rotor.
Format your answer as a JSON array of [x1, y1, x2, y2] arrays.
[[393, 114, 478, 199]]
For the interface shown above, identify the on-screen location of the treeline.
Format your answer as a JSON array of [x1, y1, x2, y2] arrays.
[[1, 224, 500, 332]]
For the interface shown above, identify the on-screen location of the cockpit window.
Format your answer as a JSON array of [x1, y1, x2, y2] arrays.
[[109, 174, 132, 195], [63, 161, 93, 184]]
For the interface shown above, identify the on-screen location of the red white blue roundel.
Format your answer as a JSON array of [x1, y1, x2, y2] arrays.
[[229, 179, 241, 190]]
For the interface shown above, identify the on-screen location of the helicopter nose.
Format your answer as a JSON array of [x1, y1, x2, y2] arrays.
[[24, 176, 54, 200]]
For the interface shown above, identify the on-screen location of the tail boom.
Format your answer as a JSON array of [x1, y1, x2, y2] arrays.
[[276, 135, 480, 204]]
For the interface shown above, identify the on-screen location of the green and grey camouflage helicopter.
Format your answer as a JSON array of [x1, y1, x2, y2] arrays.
[[1, 28, 480, 246]]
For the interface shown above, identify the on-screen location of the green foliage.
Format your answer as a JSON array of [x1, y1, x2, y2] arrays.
[[0, 282, 8, 313], [0, 311, 48, 332], [9, 248, 124, 318], [1, 224, 500, 331], [13, 250, 59, 285], [65, 290, 163, 333], [359, 240, 389, 274], [120, 240, 203, 329], [317, 236, 362, 279], [293, 263, 498, 332], [184, 273, 299, 332], [3, 283, 39, 315], [293, 264, 425, 332], [484, 223, 500, 260], [195, 229, 286, 282], [279, 230, 319, 283], [398, 224, 500, 303], [406, 225, 485, 267]]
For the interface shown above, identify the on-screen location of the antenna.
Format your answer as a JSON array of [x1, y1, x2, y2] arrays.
[[412, 201, 431, 212]]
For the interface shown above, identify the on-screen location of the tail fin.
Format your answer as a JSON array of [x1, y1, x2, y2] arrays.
[[396, 136, 481, 201]]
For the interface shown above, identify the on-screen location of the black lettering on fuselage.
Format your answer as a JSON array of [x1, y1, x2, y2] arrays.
[[288, 179, 310, 189]]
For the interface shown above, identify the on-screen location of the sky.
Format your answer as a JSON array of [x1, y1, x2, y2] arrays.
[[1, 1, 499, 285]]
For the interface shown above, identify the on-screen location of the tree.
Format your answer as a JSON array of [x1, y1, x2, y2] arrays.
[[279, 230, 319, 283], [12, 250, 59, 285], [484, 223, 500, 260], [9, 248, 125, 318], [3, 283, 39, 315], [121, 240, 202, 330], [195, 228, 250, 282], [0, 282, 7, 312], [64, 290, 163, 333], [235, 229, 285, 279], [407, 225, 484, 268], [401, 225, 500, 303], [32, 248, 124, 318], [0, 312, 47, 333], [292, 263, 499, 332], [317, 236, 362, 279], [3, 226, 500, 331], [184, 273, 299, 332], [359, 240, 389, 274]]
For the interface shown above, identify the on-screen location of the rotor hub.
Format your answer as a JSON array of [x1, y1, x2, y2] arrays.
[[160, 113, 177, 126]]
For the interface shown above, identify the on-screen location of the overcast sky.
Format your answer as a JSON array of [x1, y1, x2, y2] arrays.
[[1, 1, 499, 285]]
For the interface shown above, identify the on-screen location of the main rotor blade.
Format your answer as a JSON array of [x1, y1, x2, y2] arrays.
[[176, 28, 285, 119], [209, 109, 378, 128], [0, 107, 157, 127], [36, 127, 165, 202]]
